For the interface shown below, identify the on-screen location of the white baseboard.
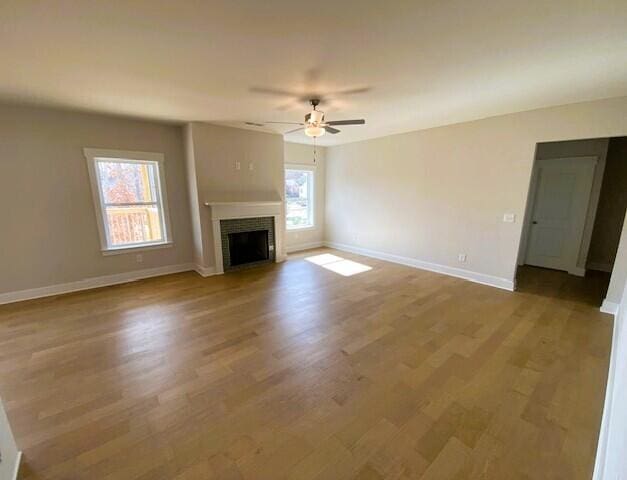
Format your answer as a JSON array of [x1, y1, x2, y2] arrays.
[[286, 241, 325, 253], [194, 264, 216, 277], [601, 299, 619, 315], [324, 241, 515, 291], [0, 263, 196, 305]]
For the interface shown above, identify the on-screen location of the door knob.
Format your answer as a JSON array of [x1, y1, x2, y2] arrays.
[[532, 221, 538, 224]]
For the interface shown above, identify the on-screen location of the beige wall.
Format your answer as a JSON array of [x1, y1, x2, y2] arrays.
[[588, 137, 627, 271], [325, 97, 627, 287], [185, 123, 285, 269], [0, 104, 193, 295], [284, 142, 326, 252]]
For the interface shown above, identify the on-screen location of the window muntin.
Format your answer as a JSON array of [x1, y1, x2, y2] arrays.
[[285, 168, 314, 229], [85, 149, 171, 253]]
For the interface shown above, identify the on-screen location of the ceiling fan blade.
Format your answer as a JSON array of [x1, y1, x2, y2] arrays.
[[325, 126, 340, 134], [250, 86, 301, 97], [325, 119, 366, 126], [245, 122, 265, 127], [327, 87, 371, 96], [284, 127, 304, 135], [262, 121, 304, 125]]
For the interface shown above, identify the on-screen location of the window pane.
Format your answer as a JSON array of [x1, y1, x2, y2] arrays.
[[286, 169, 313, 228], [97, 161, 157, 204], [105, 205, 163, 246]]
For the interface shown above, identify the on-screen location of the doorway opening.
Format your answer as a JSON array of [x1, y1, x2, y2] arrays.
[[516, 136, 627, 307]]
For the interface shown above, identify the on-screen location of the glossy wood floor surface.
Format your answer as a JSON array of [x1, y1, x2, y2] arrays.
[[0, 249, 613, 480]]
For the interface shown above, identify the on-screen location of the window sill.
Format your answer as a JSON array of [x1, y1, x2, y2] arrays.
[[287, 225, 316, 232], [102, 242, 173, 256]]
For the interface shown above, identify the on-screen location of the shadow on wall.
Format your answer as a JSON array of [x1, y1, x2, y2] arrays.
[[588, 137, 627, 273]]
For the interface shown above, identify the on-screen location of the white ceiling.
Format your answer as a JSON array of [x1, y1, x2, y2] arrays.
[[1, 0, 626, 146]]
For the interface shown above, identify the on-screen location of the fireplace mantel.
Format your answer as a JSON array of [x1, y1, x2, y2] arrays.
[[204, 200, 284, 274], [204, 200, 282, 221]]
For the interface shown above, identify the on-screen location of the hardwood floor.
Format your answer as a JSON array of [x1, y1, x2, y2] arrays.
[[0, 249, 613, 479]]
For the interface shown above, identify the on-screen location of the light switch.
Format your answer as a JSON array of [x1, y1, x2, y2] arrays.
[[235, 161, 241, 170], [503, 213, 516, 223]]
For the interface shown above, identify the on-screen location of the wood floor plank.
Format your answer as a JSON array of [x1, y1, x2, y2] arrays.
[[0, 249, 612, 479]]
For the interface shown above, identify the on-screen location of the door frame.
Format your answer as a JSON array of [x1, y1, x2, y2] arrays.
[[518, 155, 602, 276]]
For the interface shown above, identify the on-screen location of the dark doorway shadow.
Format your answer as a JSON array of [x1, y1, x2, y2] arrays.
[[516, 265, 610, 308]]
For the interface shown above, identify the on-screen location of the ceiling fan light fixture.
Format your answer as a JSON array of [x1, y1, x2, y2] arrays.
[[304, 125, 325, 137], [309, 110, 324, 123]]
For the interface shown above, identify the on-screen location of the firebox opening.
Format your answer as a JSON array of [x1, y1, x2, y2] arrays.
[[228, 230, 269, 266]]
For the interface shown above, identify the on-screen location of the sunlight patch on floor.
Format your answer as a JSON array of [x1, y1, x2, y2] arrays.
[[305, 253, 372, 276]]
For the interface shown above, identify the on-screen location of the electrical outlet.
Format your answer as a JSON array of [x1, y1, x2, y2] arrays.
[[503, 213, 516, 223], [235, 161, 241, 170], [458, 253, 467, 263], [136, 254, 143, 263], [249, 162, 254, 171]]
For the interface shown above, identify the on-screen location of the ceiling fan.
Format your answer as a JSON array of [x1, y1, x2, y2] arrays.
[[246, 99, 365, 137]]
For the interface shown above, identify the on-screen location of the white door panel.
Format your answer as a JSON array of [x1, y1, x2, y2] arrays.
[[525, 157, 596, 273]]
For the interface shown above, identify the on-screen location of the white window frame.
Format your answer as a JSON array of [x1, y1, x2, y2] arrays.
[[285, 164, 315, 231], [84, 148, 173, 255]]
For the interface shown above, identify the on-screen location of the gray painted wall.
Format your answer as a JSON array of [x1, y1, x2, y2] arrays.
[[0, 104, 194, 295]]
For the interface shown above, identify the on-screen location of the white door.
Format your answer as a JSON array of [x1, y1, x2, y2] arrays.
[[525, 157, 596, 273]]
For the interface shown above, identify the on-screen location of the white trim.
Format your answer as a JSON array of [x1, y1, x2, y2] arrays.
[[593, 298, 621, 479], [522, 156, 598, 273], [0, 395, 21, 480], [601, 299, 619, 315], [12, 451, 22, 480], [206, 202, 284, 275], [324, 241, 514, 291], [204, 201, 282, 207], [286, 241, 324, 253], [205, 202, 282, 219], [285, 163, 318, 171], [83, 148, 173, 254], [194, 264, 216, 277], [0, 263, 195, 305], [101, 241, 173, 256], [286, 167, 315, 231]]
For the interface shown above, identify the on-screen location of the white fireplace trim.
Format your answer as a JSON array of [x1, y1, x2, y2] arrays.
[[205, 201, 284, 274]]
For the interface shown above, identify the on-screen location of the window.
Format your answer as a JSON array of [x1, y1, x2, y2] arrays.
[[285, 167, 314, 229], [84, 149, 171, 254]]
